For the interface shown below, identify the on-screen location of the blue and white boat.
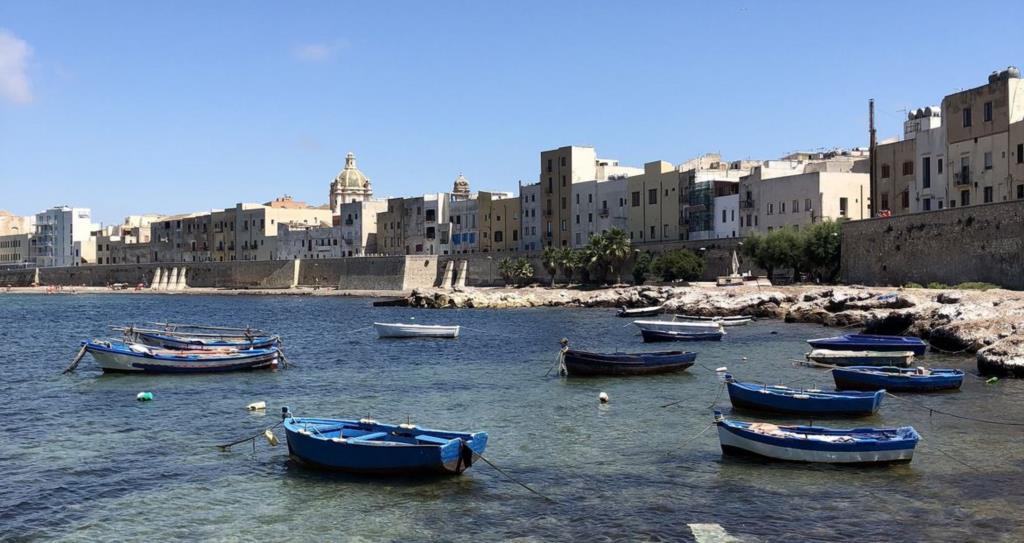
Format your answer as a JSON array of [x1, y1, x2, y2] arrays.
[[640, 329, 724, 342], [832, 366, 965, 392], [714, 412, 919, 464], [724, 374, 884, 416], [806, 334, 928, 356], [133, 330, 280, 350], [562, 348, 696, 376], [282, 408, 487, 475], [82, 339, 279, 373]]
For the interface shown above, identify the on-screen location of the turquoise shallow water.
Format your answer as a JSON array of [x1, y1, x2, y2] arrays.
[[1, 294, 1022, 542]]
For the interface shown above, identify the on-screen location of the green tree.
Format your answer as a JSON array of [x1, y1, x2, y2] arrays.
[[651, 249, 705, 282], [632, 251, 652, 285], [583, 234, 609, 284], [602, 228, 632, 284], [556, 247, 579, 285], [541, 246, 559, 286], [742, 228, 805, 282], [802, 220, 842, 282], [498, 257, 534, 286]]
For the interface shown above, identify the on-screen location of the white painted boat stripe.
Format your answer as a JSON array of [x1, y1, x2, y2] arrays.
[[688, 523, 741, 543]]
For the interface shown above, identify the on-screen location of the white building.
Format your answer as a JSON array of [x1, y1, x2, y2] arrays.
[[713, 193, 739, 239], [905, 108, 948, 212], [519, 183, 542, 252], [338, 199, 387, 256], [570, 178, 628, 247], [31, 206, 98, 267], [274, 223, 343, 260]]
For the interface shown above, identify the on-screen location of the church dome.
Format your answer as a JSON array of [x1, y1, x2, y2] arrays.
[[333, 152, 370, 190], [452, 173, 470, 195]]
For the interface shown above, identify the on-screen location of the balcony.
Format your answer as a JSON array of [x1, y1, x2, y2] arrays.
[[954, 171, 971, 186], [739, 199, 754, 209], [598, 208, 609, 218]]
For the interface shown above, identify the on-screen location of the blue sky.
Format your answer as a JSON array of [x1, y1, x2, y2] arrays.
[[1, 1, 1022, 225]]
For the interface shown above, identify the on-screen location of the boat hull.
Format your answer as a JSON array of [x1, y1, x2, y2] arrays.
[[641, 330, 723, 342], [633, 320, 723, 333], [675, 315, 752, 326], [563, 350, 696, 376], [136, 332, 279, 350], [726, 381, 883, 416], [374, 323, 460, 339], [85, 342, 279, 373], [716, 421, 918, 464], [832, 367, 964, 392], [617, 307, 663, 317], [283, 417, 487, 475], [807, 349, 914, 367], [807, 334, 928, 356]]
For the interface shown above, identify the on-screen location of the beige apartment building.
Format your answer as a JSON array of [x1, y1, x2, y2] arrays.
[[626, 160, 682, 243], [942, 68, 1024, 208], [478, 192, 520, 253], [0, 233, 31, 266], [873, 138, 918, 215], [740, 159, 869, 235]]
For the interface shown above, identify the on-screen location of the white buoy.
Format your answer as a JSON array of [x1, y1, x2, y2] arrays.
[[741, 357, 748, 361], [247, 401, 266, 411], [264, 429, 279, 446], [716, 367, 728, 372], [599, 392, 609, 403]]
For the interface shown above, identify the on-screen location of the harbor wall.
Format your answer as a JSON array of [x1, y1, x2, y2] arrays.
[[841, 199, 1024, 289], [0, 256, 441, 291], [436, 238, 749, 287]]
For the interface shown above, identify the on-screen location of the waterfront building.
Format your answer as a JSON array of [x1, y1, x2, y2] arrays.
[[942, 68, 1024, 208], [95, 215, 161, 265], [30, 206, 98, 267], [0, 233, 32, 267], [0, 210, 35, 236], [274, 223, 343, 260], [626, 160, 682, 244], [338, 199, 387, 256], [739, 154, 870, 235], [532, 145, 640, 248], [682, 156, 751, 240], [570, 178, 627, 247], [713, 193, 740, 239], [478, 191, 519, 253], [329, 152, 374, 213], [519, 183, 542, 252], [449, 192, 480, 254]]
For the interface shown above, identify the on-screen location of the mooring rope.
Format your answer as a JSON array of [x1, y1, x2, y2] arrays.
[[916, 436, 980, 472], [216, 420, 284, 451], [884, 391, 1024, 426], [926, 343, 973, 355], [474, 454, 558, 503]]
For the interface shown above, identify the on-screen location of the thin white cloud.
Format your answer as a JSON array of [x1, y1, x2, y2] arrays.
[[0, 29, 32, 104], [293, 39, 348, 63]]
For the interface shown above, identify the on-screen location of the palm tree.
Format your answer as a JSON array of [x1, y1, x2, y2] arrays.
[[583, 234, 609, 284], [602, 228, 631, 284], [556, 247, 578, 285], [541, 246, 559, 286]]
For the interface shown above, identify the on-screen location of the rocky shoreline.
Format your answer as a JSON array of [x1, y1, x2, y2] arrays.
[[401, 284, 1024, 377]]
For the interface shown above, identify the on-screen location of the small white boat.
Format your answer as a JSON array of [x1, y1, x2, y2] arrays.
[[374, 322, 460, 339], [632, 320, 724, 334], [617, 305, 664, 318], [674, 315, 753, 327], [806, 349, 915, 368]]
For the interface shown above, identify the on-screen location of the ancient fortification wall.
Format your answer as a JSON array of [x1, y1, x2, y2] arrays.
[[841, 199, 1024, 289]]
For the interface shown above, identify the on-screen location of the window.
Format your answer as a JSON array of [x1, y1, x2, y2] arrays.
[[561, 175, 566, 187], [900, 191, 909, 209], [961, 190, 970, 207], [649, 226, 656, 239], [575, 214, 580, 224], [1018, 143, 1024, 164], [792, 200, 799, 213], [984, 186, 993, 203], [546, 159, 552, 173], [512, 230, 518, 241], [631, 192, 641, 207], [560, 156, 566, 167], [780, 202, 786, 213], [561, 197, 566, 210], [984, 101, 992, 122], [960, 157, 970, 184], [922, 198, 931, 211], [963, 107, 972, 128], [804, 198, 812, 211], [839, 197, 849, 217], [588, 194, 593, 203], [1018, 185, 1024, 199], [575, 194, 579, 204], [922, 156, 931, 189], [938, 158, 943, 174], [767, 203, 774, 215], [722, 209, 727, 223], [902, 161, 913, 176], [648, 189, 657, 205], [881, 164, 891, 178], [588, 213, 592, 223], [494, 231, 503, 243], [984, 151, 993, 170]]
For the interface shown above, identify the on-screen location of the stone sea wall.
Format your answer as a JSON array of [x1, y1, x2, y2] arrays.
[[841, 199, 1024, 289], [0, 256, 439, 291]]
